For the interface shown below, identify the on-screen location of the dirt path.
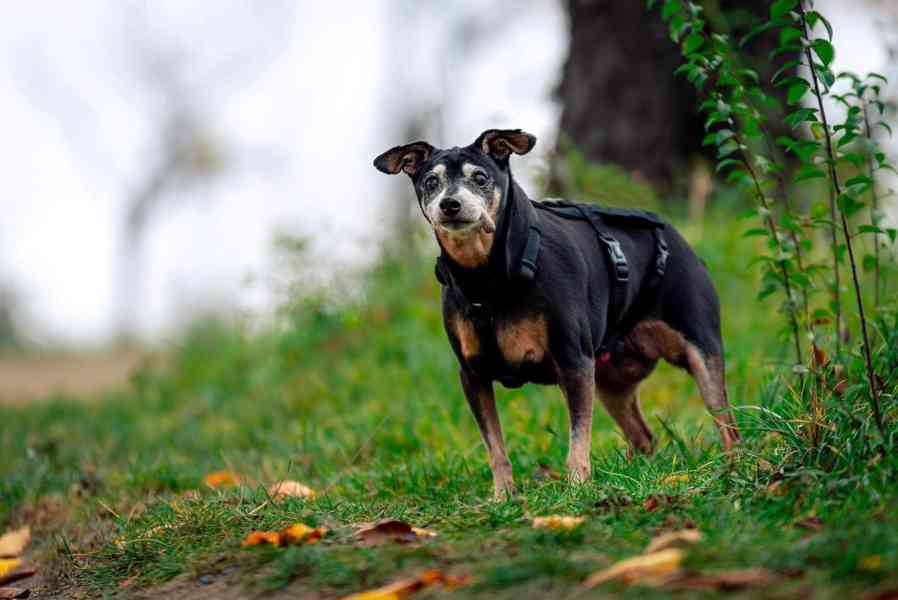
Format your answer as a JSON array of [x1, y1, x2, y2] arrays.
[[0, 351, 142, 405]]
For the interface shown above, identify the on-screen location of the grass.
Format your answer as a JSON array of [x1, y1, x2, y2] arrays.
[[1, 196, 897, 598]]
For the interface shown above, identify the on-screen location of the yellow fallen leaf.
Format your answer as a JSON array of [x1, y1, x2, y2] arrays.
[[268, 480, 316, 500], [582, 548, 684, 588], [662, 473, 689, 485], [859, 555, 881, 571], [0, 560, 22, 580], [282, 523, 326, 545], [342, 570, 469, 600], [241, 523, 326, 547], [532, 516, 585, 531], [645, 529, 702, 553], [203, 470, 241, 488], [0, 528, 30, 558], [410, 527, 437, 538]]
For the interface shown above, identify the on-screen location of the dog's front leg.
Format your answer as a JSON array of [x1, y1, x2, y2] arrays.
[[559, 363, 595, 484], [459, 368, 515, 500]]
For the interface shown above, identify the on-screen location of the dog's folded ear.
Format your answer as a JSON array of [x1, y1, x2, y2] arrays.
[[474, 129, 537, 161], [373, 142, 435, 176]]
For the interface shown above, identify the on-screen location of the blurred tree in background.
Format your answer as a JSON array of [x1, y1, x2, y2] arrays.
[[556, 0, 785, 194]]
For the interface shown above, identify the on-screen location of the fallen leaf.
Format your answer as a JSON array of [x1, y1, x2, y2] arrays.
[[203, 470, 241, 488], [0, 563, 21, 583], [859, 555, 882, 572], [268, 480, 315, 501], [794, 516, 822, 531], [582, 549, 684, 588], [356, 520, 436, 545], [342, 569, 469, 600], [0, 587, 29, 599], [642, 496, 660, 512], [0, 529, 29, 559], [833, 379, 848, 397], [281, 523, 326, 545], [666, 568, 779, 591], [662, 474, 689, 486], [532, 516, 585, 531], [812, 343, 829, 369], [241, 523, 326, 548], [410, 527, 437, 538], [0, 564, 34, 588], [645, 529, 702, 553], [766, 480, 787, 496]]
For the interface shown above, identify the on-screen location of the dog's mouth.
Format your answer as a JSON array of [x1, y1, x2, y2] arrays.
[[438, 219, 478, 232]]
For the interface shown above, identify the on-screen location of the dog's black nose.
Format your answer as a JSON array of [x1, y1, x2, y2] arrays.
[[440, 197, 461, 216]]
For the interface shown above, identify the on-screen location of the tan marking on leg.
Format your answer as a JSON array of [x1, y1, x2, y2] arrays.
[[686, 346, 740, 450], [496, 315, 548, 366], [560, 367, 595, 483], [459, 369, 515, 500], [625, 320, 690, 366], [452, 314, 480, 360], [596, 383, 655, 455]]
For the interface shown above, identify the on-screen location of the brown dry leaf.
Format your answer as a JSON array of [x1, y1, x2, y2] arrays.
[[0, 529, 29, 559], [582, 549, 684, 588], [812, 343, 829, 369], [645, 529, 702, 553], [833, 379, 849, 397], [666, 568, 779, 591], [203, 470, 241, 488], [642, 496, 661, 512], [766, 480, 787, 496], [532, 516, 585, 531], [342, 569, 470, 600], [0, 587, 29, 599], [794, 516, 822, 531], [241, 523, 326, 548], [356, 519, 436, 546], [268, 480, 315, 501]]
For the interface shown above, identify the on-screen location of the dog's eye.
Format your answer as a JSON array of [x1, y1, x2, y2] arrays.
[[472, 172, 489, 187], [424, 175, 439, 192]]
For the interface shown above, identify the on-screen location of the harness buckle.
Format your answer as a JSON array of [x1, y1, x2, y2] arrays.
[[604, 237, 629, 283]]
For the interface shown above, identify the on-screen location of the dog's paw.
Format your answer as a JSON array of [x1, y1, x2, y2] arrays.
[[566, 460, 592, 485], [492, 480, 518, 502]]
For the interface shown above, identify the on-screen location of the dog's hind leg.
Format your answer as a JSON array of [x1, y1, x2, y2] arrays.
[[685, 346, 740, 450], [596, 382, 655, 455], [459, 368, 516, 500]]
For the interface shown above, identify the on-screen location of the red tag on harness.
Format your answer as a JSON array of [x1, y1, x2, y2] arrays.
[[598, 352, 611, 364]]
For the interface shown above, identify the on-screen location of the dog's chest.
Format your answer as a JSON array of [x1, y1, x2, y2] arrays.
[[453, 312, 552, 382]]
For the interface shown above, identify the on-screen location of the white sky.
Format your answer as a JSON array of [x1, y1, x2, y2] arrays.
[[0, 0, 566, 344], [0, 1, 894, 345]]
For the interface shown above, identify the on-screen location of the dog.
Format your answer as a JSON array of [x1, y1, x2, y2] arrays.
[[374, 128, 739, 500]]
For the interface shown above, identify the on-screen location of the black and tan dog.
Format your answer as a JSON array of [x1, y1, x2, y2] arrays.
[[374, 129, 739, 500]]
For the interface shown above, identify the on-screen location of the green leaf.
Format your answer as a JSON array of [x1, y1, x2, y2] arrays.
[[771, 0, 798, 19], [806, 11, 833, 41], [862, 254, 876, 272], [811, 39, 835, 66], [858, 224, 885, 235], [661, 0, 681, 20], [887, 228, 897, 243], [779, 27, 803, 46], [715, 158, 742, 172], [772, 60, 800, 84], [683, 32, 704, 54], [787, 81, 810, 104], [793, 165, 826, 182], [717, 140, 740, 158], [837, 193, 865, 217]]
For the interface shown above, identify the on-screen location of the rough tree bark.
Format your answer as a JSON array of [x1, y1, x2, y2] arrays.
[[557, 0, 780, 189]]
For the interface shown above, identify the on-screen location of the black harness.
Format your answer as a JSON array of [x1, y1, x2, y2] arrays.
[[435, 194, 669, 368]]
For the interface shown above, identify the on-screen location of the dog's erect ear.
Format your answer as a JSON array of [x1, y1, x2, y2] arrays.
[[474, 129, 537, 161], [373, 142, 435, 176]]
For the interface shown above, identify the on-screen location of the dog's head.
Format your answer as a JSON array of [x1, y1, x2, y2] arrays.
[[373, 129, 536, 237]]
